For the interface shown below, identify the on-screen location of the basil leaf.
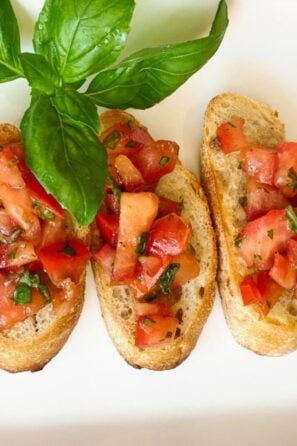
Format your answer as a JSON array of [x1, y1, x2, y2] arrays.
[[157, 263, 180, 295], [19, 53, 59, 95], [33, 0, 135, 84], [21, 95, 107, 226], [0, 0, 23, 82], [286, 205, 297, 233], [14, 283, 32, 305], [51, 89, 100, 134], [86, 0, 228, 109]]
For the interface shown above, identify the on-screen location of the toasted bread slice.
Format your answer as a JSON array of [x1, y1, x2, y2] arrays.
[[0, 124, 89, 373], [201, 92, 297, 356], [92, 110, 217, 370]]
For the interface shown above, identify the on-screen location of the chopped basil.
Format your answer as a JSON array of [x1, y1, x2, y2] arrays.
[[165, 331, 173, 338], [239, 196, 247, 208], [159, 156, 170, 166], [13, 282, 32, 305], [38, 284, 51, 303], [33, 201, 55, 220], [157, 263, 180, 295], [125, 140, 137, 148], [106, 174, 121, 203], [237, 161, 243, 170], [136, 232, 149, 255], [234, 235, 242, 247], [0, 227, 23, 245], [103, 130, 121, 149], [288, 168, 297, 191], [62, 243, 77, 256], [267, 229, 274, 239], [227, 121, 236, 128], [8, 247, 18, 260], [127, 120, 134, 129], [143, 316, 155, 326], [286, 204, 297, 233]]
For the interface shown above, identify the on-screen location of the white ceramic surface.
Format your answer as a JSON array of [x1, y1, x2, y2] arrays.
[[1, 1, 297, 445]]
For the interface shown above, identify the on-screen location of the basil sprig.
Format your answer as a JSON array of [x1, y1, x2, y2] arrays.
[[0, 0, 228, 225], [13, 269, 51, 305]]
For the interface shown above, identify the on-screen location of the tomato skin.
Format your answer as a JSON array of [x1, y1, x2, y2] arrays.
[[245, 178, 288, 221], [246, 147, 277, 186], [171, 252, 200, 288], [147, 213, 191, 259], [93, 243, 115, 276], [0, 241, 37, 269], [112, 192, 159, 283], [239, 209, 294, 270], [240, 275, 264, 306], [38, 239, 91, 286], [135, 313, 178, 347], [96, 213, 119, 248], [217, 118, 249, 154], [269, 253, 297, 290], [131, 140, 179, 184], [113, 154, 145, 192], [287, 239, 297, 269], [157, 196, 182, 218], [274, 142, 297, 197], [39, 217, 68, 249]]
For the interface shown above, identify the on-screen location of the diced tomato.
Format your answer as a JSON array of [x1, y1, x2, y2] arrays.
[[135, 302, 172, 317], [135, 313, 178, 347], [0, 241, 37, 269], [138, 255, 162, 277], [246, 147, 277, 186], [113, 155, 145, 192], [39, 217, 68, 248], [158, 196, 182, 217], [245, 178, 288, 221], [240, 275, 264, 305], [96, 213, 119, 248], [257, 270, 284, 308], [104, 192, 120, 215], [0, 147, 25, 188], [0, 272, 45, 330], [131, 140, 179, 184], [171, 252, 200, 288], [0, 209, 18, 237], [38, 239, 91, 286], [287, 239, 297, 269], [112, 192, 159, 283], [93, 243, 115, 276], [147, 213, 191, 259], [269, 253, 297, 290], [274, 142, 297, 197], [238, 209, 294, 270], [216, 117, 249, 154]]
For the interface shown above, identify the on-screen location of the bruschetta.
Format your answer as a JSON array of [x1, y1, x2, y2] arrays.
[[201, 92, 297, 356], [0, 124, 90, 372], [91, 110, 217, 370]]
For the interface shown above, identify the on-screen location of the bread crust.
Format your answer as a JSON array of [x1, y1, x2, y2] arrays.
[[0, 125, 89, 372], [92, 110, 217, 370], [201, 92, 297, 356]]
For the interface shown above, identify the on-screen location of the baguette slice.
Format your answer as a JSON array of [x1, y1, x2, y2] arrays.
[[201, 92, 297, 356], [0, 124, 89, 373], [92, 110, 217, 370]]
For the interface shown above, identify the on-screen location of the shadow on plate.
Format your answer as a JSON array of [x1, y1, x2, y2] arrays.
[[2, 410, 297, 446]]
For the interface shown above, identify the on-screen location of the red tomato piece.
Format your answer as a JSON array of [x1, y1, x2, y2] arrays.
[[93, 243, 115, 277], [112, 192, 159, 283], [158, 196, 182, 217], [269, 253, 297, 290], [135, 302, 173, 317], [245, 178, 288, 221], [131, 140, 179, 184], [147, 213, 191, 258], [138, 255, 163, 277], [246, 147, 277, 186], [238, 209, 294, 270], [171, 252, 200, 288], [135, 313, 178, 347], [274, 142, 297, 197], [113, 154, 145, 192], [104, 192, 120, 215], [0, 241, 37, 269], [240, 275, 264, 306], [287, 239, 297, 269], [38, 239, 91, 286], [0, 208, 18, 237], [39, 217, 68, 249], [216, 117, 249, 154], [96, 213, 119, 248], [257, 270, 284, 308]]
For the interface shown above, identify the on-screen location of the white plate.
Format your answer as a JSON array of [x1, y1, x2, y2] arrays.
[[1, 1, 297, 445]]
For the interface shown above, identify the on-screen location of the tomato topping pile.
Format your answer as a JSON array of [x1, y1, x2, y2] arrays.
[[217, 118, 297, 316], [94, 119, 199, 347], [0, 143, 90, 331]]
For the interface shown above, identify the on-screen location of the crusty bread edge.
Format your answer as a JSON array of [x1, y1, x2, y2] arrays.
[[201, 92, 297, 356]]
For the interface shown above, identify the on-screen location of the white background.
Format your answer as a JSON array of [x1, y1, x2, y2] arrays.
[[1, 1, 297, 445]]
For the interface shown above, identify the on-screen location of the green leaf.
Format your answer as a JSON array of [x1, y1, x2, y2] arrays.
[[33, 0, 135, 84], [86, 0, 228, 109], [51, 89, 100, 133], [0, 0, 23, 82], [19, 53, 59, 95], [157, 263, 180, 295], [21, 95, 107, 225], [286, 205, 297, 233]]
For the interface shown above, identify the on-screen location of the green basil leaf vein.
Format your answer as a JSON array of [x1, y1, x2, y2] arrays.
[[86, 0, 228, 109], [0, 0, 23, 82], [19, 53, 60, 95], [33, 0, 135, 84], [21, 94, 107, 226]]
